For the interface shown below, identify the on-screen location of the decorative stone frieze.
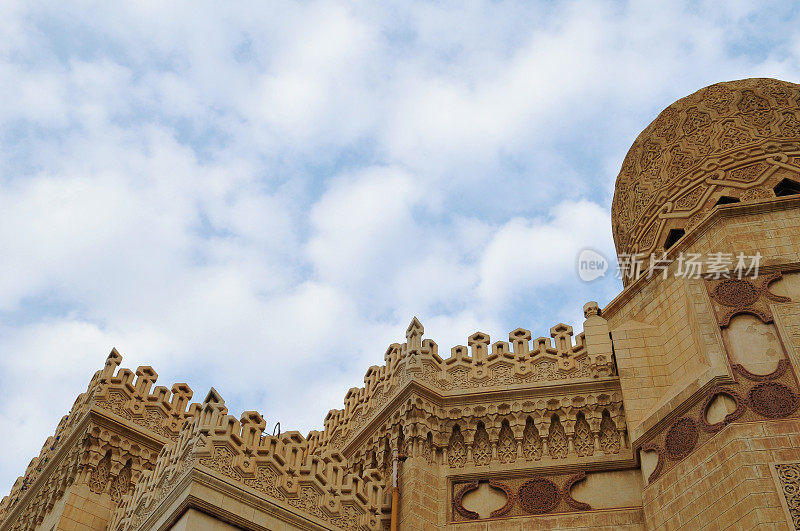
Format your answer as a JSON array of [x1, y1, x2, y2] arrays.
[[343, 388, 628, 483], [775, 462, 800, 529], [451, 471, 593, 523], [310, 314, 619, 458]]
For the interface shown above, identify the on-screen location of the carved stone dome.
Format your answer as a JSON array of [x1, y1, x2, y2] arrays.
[[611, 78, 800, 262]]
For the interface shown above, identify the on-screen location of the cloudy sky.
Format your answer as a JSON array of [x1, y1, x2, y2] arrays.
[[1, 0, 799, 488]]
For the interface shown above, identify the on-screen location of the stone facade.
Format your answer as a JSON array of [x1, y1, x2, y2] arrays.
[[3, 77, 800, 530]]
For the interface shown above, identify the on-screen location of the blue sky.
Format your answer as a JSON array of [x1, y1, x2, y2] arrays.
[[1, 0, 800, 488]]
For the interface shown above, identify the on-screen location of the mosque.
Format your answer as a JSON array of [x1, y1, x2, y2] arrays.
[[3, 77, 800, 530]]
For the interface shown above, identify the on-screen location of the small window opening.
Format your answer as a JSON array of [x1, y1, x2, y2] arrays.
[[609, 332, 618, 376], [715, 195, 740, 205], [664, 228, 685, 250], [774, 178, 800, 197]]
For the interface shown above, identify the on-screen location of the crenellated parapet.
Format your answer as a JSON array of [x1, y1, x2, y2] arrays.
[[110, 389, 388, 531], [90, 349, 197, 440], [312, 304, 618, 457], [0, 305, 624, 529], [0, 350, 197, 530]]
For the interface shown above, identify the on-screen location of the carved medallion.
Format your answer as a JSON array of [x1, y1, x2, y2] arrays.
[[713, 279, 760, 307], [518, 477, 560, 514], [664, 417, 699, 460], [748, 382, 799, 418], [707, 272, 790, 327]]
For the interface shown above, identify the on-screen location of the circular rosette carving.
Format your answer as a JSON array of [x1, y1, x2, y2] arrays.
[[748, 382, 799, 418], [518, 477, 560, 514], [664, 417, 699, 460], [713, 279, 760, 307]]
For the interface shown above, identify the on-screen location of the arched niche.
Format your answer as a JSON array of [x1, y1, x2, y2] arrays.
[[570, 469, 643, 509], [722, 313, 783, 376], [705, 393, 737, 425], [460, 482, 509, 519], [769, 271, 800, 301], [639, 447, 660, 485]]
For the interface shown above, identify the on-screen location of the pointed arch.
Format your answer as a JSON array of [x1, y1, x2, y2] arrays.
[[89, 449, 112, 494], [109, 458, 132, 502], [497, 419, 517, 463], [522, 416, 542, 461], [574, 412, 593, 457], [472, 421, 491, 466], [600, 409, 620, 454], [423, 431, 434, 464], [448, 425, 466, 468], [548, 415, 567, 458]]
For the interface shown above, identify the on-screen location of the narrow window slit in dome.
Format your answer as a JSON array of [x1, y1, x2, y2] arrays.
[[715, 196, 740, 205], [664, 229, 685, 250], [774, 178, 800, 197]]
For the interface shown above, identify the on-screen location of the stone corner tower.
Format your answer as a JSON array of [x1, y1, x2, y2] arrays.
[[606, 77, 800, 529]]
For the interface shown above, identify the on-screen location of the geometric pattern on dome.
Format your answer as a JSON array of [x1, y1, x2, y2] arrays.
[[612, 78, 800, 268]]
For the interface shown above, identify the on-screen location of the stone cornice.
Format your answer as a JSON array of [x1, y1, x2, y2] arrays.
[[135, 463, 354, 531], [341, 375, 624, 456], [89, 405, 172, 450], [446, 456, 639, 482], [312, 312, 619, 459]]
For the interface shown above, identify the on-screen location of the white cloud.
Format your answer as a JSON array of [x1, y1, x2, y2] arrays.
[[307, 167, 421, 292], [477, 200, 613, 307]]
